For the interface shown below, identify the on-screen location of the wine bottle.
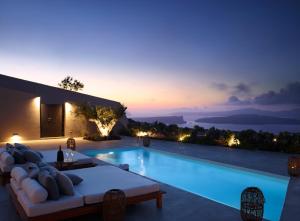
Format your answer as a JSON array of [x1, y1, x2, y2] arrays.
[[57, 145, 64, 163]]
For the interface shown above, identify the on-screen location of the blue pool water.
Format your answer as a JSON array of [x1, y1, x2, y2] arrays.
[[82, 147, 289, 221]]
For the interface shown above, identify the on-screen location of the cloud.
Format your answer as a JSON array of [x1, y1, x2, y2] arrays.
[[233, 83, 252, 96], [212, 82, 253, 96], [253, 82, 300, 105], [211, 82, 229, 91], [226, 82, 300, 106], [227, 96, 251, 105]]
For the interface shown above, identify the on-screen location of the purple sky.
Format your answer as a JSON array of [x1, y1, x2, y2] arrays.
[[0, 0, 299, 116]]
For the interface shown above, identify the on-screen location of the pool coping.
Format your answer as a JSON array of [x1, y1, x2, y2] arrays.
[[82, 145, 290, 221], [82, 145, 290, 181]]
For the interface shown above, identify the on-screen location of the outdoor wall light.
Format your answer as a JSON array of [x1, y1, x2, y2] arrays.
[[33, 97, 40, 109], [65, 102, 73, 113], [11, 133, 21, 143]]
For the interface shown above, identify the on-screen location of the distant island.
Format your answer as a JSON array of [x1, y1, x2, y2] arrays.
[[132, 116, 186, 124], [195, 114, 300, 125], [173, 108, 300, 119]]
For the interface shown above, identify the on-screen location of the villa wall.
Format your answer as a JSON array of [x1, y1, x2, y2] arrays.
[[0, 87, 40, 142], [0, 84, 124, 142], [0, 89, 97, 142], [64, 102, 91, 137]]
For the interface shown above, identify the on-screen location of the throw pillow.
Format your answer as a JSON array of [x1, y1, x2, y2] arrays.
[[64, 173, 83, 185], [56, 172, 74, 195], [24, 150, 42, 163], [12, 149, 26, 164], [38, 171, 60, 200], [23, 162, 40, 179], [5, 143, 14, 153], [40, 166, 58, 177], [11, 167, 28, 185], [14, 143, 29, 151], [1, 151, 15, 165]]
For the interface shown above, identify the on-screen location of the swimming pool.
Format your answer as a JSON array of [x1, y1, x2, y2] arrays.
[[82, 147, 289, 221]]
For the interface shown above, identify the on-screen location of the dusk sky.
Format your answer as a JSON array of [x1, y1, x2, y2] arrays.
[[0, 0, 299, 116]]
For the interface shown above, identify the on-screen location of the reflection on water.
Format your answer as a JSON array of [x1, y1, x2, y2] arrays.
[[96, 148, 148, 175]]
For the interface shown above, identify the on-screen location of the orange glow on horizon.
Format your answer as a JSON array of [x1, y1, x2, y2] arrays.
[[0, 55, 227, 114]]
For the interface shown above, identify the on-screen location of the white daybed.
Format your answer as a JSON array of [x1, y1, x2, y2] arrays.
[[0, 149, 89, 174], [8, 165, 164, 221]]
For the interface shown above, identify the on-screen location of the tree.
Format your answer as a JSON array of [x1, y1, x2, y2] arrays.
[[58, 76, 84, 91], [237, 129, 259, 149], [75, 103, 127, 137]]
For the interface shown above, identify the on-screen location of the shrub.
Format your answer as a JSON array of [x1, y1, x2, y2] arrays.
[[126, 119, 300, 153]]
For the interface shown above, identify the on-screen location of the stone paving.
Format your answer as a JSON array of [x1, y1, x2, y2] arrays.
[[0, 136, 299, 221]]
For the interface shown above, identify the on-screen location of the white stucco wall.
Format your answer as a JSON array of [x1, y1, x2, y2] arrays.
[[64, 102, 90, 137], [0, 87, 40, 142], [0, 86, 125, 142]]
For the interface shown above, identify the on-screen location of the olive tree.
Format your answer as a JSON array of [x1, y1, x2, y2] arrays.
[[59, 76, 84, 91], [76, 103, 127, 137]]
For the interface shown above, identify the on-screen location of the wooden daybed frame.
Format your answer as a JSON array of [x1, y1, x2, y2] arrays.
[[0, 171, 10, 177], [7, 184, 165, 221], [0, 171, 10, 185]]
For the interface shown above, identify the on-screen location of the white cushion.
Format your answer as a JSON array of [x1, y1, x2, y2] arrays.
[[21, 178, 48, 203], [0, 148, 5, 155], [17, 190, 84, 217], [11, 167, 28, 185], [1, 151, 14, 165], [39, 150, 89, 163], [70, 166, 160, 204], [0, 160, 14, 172], [10, 178, 21, 193]]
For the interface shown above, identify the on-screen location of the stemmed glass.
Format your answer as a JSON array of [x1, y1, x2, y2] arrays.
[[65, 151, 69, 162], [70, 150, 74, 162]]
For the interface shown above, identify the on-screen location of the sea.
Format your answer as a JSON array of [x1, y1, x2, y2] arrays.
[[179, 115, 300, 134]]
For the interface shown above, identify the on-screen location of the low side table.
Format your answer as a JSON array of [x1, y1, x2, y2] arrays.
[[49, 159, 97, 171]]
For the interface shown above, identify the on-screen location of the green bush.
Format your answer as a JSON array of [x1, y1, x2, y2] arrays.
[[124, 119, 300, 153]]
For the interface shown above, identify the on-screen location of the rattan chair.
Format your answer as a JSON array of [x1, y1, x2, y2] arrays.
[[240, 187, 265, 221], [103, 189, 127, 221]]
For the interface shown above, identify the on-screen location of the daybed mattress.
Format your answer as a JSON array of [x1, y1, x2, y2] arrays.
[[69, 165, 160, 204], [17, 189, 84, 217]]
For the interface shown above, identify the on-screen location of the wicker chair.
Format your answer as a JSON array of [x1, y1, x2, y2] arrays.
[[240, 187, 265, 221], [103, 189, 127, 221]]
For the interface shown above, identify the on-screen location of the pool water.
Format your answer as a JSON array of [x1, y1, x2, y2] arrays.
[[82, 147, 289, 221]]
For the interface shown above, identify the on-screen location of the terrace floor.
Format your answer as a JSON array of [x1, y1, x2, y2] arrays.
[[1, 136, 299, 221]]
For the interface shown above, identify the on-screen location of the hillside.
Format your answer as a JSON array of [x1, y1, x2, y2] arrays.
[[173, 108, 300, 119], [132, 116, 186, 124]]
